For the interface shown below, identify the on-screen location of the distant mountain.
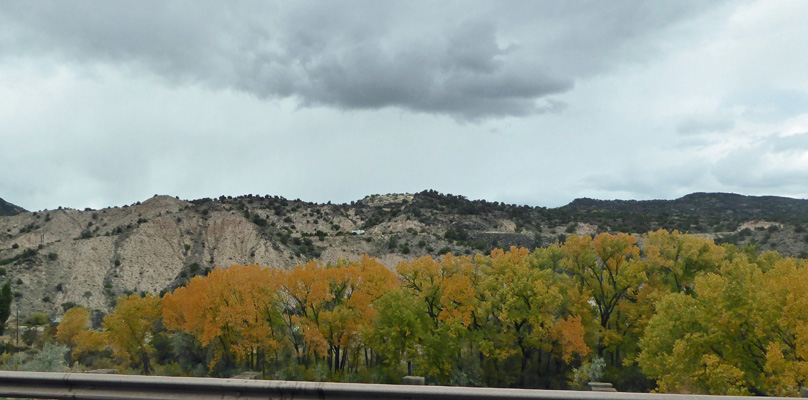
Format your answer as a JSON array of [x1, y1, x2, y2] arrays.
[[559, 192, 808, 233], [0, 197, 26, 216], [1, 191, 807, 317]]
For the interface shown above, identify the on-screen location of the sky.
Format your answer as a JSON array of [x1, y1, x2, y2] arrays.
[[2, 1, 808, 211]]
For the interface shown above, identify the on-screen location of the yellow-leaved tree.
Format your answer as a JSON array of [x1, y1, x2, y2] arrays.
[[56, 307, 106, 363], [103, 294, 162, 374], [638, 256, 808, 396], [474, 246, 590, 386], [561, 233, 645, 364]]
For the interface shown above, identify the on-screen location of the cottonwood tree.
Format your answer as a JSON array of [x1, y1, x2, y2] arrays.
[[104, 294, 162, 374], [638, 256, 808, 396], [55, 307, 105, 363], [162, 264, 284, 373], [561, 233, 645, 364]]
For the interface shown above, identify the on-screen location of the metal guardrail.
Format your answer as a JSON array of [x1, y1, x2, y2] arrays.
[[0, 371, 794, 400]]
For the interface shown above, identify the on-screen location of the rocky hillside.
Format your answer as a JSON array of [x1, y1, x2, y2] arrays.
[[1, 190, 808, 318]]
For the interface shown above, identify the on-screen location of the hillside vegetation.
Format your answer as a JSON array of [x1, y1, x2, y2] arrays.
[[1, 191, 807, 317]]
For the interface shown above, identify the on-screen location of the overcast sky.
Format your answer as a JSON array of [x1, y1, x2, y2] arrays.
[[2, 1, 808, 211]]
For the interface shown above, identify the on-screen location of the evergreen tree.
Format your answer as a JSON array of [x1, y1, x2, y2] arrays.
[[0, 280, 12, 335]]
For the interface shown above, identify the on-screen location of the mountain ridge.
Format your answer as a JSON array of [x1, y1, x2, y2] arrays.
[[1, 190, 807, 317]]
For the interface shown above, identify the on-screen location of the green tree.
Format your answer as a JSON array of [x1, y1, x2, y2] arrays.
[[365, 289, 427, 375], [0, 280, 12, 335], [395, 254, 476, 383]]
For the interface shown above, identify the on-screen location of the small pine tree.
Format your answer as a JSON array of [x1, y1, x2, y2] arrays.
[[0, 280, 11, 335]]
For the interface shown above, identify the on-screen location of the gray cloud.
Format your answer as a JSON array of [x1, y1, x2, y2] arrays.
[[0, 1, 722, 121]]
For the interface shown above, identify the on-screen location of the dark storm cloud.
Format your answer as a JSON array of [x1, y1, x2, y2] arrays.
[[0, 1, 721, 120]]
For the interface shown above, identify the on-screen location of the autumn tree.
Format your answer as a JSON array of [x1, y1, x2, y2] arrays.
[[643, 229, 726, 294], [394, 253, 477, 383], [281, 256, 396, 373], [103, 294, 162, 374], [473, 247, 590, 387], [638, 256, 808, 396], [162, 264, 285, 374], [55, 307, 106, 363], [561, 233, 645, 364]]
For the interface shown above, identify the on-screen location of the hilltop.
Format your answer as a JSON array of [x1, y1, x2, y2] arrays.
[[0, 197, 26, 216], [1, 190, 807, 316]]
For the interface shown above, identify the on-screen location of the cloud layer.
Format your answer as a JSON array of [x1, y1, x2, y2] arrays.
[[2, 1, 808, 211], [1, 1, 720, 121]]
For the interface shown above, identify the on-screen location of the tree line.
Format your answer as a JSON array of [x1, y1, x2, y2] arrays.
[[11, 230, 808, 395]]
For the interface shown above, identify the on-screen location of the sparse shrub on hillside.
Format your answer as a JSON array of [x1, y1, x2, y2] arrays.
[[444, 227, 468, 242], [188, 263, 200, 275], [4, 342, 69, 372], [252, 215, 268, 227], [25, 312, 49, 326], [61, 302, 78, 312]]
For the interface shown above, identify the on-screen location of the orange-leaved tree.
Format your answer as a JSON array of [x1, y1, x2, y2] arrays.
[[282, 256, 396, 373], [162, 264, 284, 372]]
